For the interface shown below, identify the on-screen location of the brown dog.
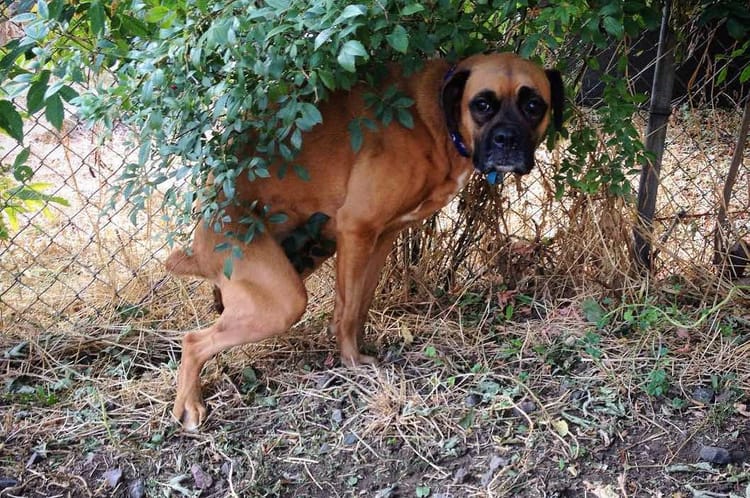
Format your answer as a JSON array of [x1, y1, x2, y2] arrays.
[[166, 53, 564, 429]]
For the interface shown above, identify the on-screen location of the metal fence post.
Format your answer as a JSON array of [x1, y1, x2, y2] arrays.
[[633, 0, 676, 271]]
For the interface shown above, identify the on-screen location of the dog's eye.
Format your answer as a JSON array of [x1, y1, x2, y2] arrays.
[[524, 98, 546, 117], [472, 98, 493, 114]]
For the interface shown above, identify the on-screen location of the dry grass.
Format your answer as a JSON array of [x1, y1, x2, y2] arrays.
[[1, 107, 749, 496], [2, 273, 748, 496]]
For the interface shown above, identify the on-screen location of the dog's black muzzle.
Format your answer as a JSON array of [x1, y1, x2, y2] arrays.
[[473, 122, 535, 179]]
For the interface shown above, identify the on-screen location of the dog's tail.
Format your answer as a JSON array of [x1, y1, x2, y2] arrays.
[[165, 249, 204, 277]]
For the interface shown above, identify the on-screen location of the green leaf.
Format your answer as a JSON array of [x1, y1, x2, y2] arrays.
[[265, 0, 290, 11], [293, 165, 310, 181], [318, 69, 335, 90], [337, 40, 368, 72], [338, 4, 367, 20], [44, 93, 64, 130], [0, 100, 24, 142], [716, 66, 728, 85], [415, 486, 431, 498], [290, 128, 302, 149], [297, 102, 322, 131], [581, 298, 605, 325], [726, 18, 746, 39], [458, 409, 474, 430], [402, 4, 424, 15], [145, 6, 170, 24], [741, 64, 750, 84], [268, 212, 288, 224], [27, 70, 50, 114], [89, 0, 106, 36], [314, 28, 333, 50], [386, 25, 409, 54], [223, 256, 234, 279], [38, 0, 49, 19], [602, 16, 624, 39], [12, 148, 32, 182], [118, 14, 149, 37], [347, 119, 363, 152], [0, 40, 34, 72], [396, 109, 413, 129]]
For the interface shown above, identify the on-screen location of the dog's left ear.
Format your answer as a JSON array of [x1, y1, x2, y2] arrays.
[[545, 69, 564, 131], [441, 68, 471, 140]]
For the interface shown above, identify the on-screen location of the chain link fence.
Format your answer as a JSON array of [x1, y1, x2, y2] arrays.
[[1, 17, 748, 343]]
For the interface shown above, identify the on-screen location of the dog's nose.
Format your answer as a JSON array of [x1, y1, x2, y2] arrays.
[[491, 126, 518, 148]]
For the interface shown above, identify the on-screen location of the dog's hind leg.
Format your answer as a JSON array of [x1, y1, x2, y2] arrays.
[[172, 233, 307, 430]]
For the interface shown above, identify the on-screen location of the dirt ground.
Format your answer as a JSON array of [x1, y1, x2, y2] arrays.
[[1, 277, 749, 497]]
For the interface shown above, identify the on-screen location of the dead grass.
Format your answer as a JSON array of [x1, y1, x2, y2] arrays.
[[1, 106, 749, 496], [2, 264, 749, 496]]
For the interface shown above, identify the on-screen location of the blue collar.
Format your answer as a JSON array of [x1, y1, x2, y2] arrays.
[[450, 131, 470, 158]]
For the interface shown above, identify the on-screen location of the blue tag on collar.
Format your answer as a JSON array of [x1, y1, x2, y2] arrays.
[[486, 171, 506, 185]]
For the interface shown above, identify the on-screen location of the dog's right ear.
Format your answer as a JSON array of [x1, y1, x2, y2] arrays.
[[440, 68, 471, 141]]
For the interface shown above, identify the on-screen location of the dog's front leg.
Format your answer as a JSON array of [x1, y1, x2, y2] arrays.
[[332, 226, 383, 366]]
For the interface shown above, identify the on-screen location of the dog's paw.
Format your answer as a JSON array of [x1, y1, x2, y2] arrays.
[[172, 397, 207, 432], [341, 352, 377, 367]]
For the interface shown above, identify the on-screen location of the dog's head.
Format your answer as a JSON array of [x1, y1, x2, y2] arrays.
[[441, 53, 564, 178]]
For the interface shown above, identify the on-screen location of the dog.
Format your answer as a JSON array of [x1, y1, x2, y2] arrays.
[[166, 52, 564, 430]]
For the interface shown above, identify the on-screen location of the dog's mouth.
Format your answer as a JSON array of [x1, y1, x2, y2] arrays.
[[474, 149, 534, 184], [473, 124, 535, 183]]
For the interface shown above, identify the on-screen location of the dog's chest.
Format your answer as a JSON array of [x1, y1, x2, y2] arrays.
[[397, 169, 472, 224]]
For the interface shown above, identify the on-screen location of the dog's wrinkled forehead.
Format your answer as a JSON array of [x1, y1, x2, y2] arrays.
[[461, 54, 551, 104]]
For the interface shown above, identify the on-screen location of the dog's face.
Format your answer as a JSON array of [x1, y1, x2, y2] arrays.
[[441, 53, 564, 177]]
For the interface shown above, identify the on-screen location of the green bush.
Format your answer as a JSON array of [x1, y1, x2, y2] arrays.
[[1, 0, 746, 241]]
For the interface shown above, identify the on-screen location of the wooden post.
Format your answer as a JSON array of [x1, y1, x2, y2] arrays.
[[713, 99, 750, 273], [633, 0, 676, 271]]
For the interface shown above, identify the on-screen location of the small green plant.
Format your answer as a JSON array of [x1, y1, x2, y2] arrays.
[[346, 475, 359, 487], [645, 368, 669, 397], [623, 304, 663, 331], [708, 402, 736, 428], [415, 485, 431, 497], [542, 339, 581, 373], [581, 331, 602, 359], [423, 345, 437, 358], [718, 317, 738, 337], [499, 337, 524, 359], [670, 397, 688, 409], [1, 151, 69, 240], [581, 297, 609, 328], [645, 345, 671, 397]]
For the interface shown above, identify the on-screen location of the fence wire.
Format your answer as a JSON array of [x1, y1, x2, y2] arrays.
[[0, 20, 748, 341]]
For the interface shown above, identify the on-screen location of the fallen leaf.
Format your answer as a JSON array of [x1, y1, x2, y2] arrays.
[[103, 468, 122, 488], [400, 323, 413, 345], [583, 480, 618, 498], [735, 403, 750, 417], [497, 289, 517, 307], [552, 419, 569, 437], [128, 478, 145, 498], [675, 344, 692, 354], [191, 463, 213, 490]]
